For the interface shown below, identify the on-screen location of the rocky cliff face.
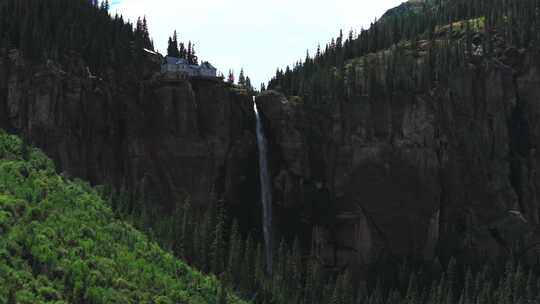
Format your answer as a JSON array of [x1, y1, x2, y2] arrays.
[[256, 52, 540, 268], [0, 49, 259, 221], [3, 43, 539, 273]]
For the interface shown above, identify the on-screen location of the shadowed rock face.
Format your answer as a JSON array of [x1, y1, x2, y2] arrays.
[[2, 45, 540, 271], [256, 53, 540, 268], [0, 50, 259, 220]]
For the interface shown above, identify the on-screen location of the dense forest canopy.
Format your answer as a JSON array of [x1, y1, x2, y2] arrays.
[[268, 0, 540, 104], [0, 0, 153, 72], [0, 130, 246, 304]]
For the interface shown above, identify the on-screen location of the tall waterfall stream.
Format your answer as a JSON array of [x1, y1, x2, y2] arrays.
[[253, 97, 273, 275]]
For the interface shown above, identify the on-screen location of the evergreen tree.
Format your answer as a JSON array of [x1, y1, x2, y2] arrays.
[[330, 278, 342, 304], [100, 0, 109, 11], [245, 77, 253, 92], [227, 70, 235, 84], [227, 220, 242, 285], [240, 235, 254, 296], [218, 274, 229, 304], [191, 43, 198, 64], [167, 35, 178, 57], [238, 69, 246, 87], [179, 199, 191, 258], [211, 201, 226, 275], [290, 238, 302, 291], [405, 273, 419, 304], [253, 244, 265, 295], [167, 30, 180, 57], [303, 259, 320, 304]]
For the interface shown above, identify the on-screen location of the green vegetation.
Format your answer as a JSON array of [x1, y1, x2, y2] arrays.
[[268, 0, 540, 102], [3, 0, 540, 303], [0, 130, 246, 304], [166, 30, 198, 65], [2, 125, 540, 303], [434, 17, 486, 36], [0, 0, 153, 72], [107, 176, 540, 304]]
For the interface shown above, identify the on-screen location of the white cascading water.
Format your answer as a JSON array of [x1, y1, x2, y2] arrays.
[[253, 97, 273, 276]]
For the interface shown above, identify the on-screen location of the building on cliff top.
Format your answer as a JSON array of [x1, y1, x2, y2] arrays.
[[161, 56, 217, 79]]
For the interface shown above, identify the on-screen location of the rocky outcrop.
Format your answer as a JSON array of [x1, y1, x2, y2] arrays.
[[0, 49, 259, 218], [256, 52, 540, 268]]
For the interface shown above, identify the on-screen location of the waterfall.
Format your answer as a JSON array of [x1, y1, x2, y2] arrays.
[[253, 97, 273, 276]]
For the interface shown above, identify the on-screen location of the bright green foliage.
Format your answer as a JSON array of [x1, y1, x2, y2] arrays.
[[0, 130, 247, 304]]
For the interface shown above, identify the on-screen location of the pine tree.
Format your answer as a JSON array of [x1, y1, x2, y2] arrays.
[[446, 257, 457, 297], [191, 43, 198, 64], [240, 235, 254, 295], [167, 35, 178, 58], [187, 41, 192, 63], [303, 258, 323, 304], [238, 69, 246, 87], [405, 272, 419, 304], [167, 30, 180, 57], [330, 277, 342, 304], [245, 76, 253, 92], [195, 208, 213, 271], [367, 280, 384, 304], [526, 270, 535, 304], [211, 201, 226, 274], [218, 276, 228, 304], [253, 244, 264, 295], [179, 42, 186, 59], [321, 279, 335, 304], [272, 239, 288, 300], [180, 199, 191, 258], [226, 219, 241, 285], [289, 237, 302, 292], [462, 268, 473, 304], [387, 289, 402, 304], [227, 70, 235, 84], [21, 134, 30, 161], [100, 0, 109, 11]]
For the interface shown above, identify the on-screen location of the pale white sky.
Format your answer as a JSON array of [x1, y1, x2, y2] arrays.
[[110, 0, 405, 86]]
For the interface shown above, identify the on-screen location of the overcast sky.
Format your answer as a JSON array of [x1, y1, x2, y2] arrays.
[[110, 0, 405, 86]]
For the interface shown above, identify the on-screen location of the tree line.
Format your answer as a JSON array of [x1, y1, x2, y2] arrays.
[[166, 30, 198, 65], [268, 0, 540, 105], [0, 0, 152, 74], [102, 187, 540, 304], [226, 68, 254, 92]]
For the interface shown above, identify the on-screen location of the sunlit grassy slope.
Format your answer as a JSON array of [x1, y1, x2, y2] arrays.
[[0, 130, 246, 304]]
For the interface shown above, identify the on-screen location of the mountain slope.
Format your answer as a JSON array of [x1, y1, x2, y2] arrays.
[[259, 0, 540, 268], [0, 130, 246, 304]]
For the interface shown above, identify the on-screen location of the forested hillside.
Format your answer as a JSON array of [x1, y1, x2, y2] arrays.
[[0, 0, 153, 73], [253, 0, 540, 303], [2, 0, 540, 303], [0, 130, 246, 303], [268, 0, 540, 101]]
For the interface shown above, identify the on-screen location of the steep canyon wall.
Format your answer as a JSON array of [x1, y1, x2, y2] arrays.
[[256, 52, 540, 268]]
